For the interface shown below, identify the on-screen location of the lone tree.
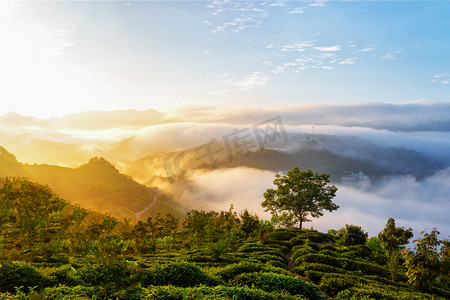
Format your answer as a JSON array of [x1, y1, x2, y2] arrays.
[[262, 167, 338, 229], [378, 217, 413, 260]]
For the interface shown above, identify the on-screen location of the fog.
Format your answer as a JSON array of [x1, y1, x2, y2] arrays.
[[1, 103, 449, 238], [164, 166, 450, 239]]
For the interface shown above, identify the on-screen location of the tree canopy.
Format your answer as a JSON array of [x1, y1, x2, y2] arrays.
[[262, 167, 338, 229]]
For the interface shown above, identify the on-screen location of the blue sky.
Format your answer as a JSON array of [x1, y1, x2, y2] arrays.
[[1, 0, 449, 117]]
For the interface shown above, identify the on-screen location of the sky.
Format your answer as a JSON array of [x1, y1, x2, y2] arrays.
[[1, 0, 449, 118]]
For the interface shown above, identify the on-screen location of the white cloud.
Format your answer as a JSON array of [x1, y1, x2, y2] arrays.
[[309, 0, 328, 7], [433, 73, 450, 85], [381, 53, 398, 60], [288, 7, 306, 14], [313, 45, 342, 52], [338, 57, 358, 65], [381, 49, 402, 61], [204, 1, 269, 33], [268, 1, 286, 7], [358, 46, 376, 52], [218, 72, 270, 90], [235, 72, 270, 90]]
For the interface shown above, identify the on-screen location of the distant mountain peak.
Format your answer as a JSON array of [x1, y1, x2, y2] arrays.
[[82, 157, 119, 172], [0, 145, 17, 163]]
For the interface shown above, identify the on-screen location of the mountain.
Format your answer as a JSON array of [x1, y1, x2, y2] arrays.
[[0, 146, 26, 177], [47, 109, 168, 130], [120, 133, 445, 187], [0, 146, 186, 221]]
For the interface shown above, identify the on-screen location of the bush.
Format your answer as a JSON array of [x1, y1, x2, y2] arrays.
[[251, 249, 285, 258], [231, 271, 320, 299], [0, 261, 45, 293], [341, 245, 372, 259], [319, 276, 355, 297], [338, 224, 368, 246], [254, 254, 287, 265], [40, 265, 83, 287], [305, 242, 320, 252], [78, 262, 132, 288], [289, 236, 305, 247], [320, 244, 338, 252], [297, 263, 345, 275], [143, 261, 221, 287], [262, 239, 291, 250], [355, 261, 390, 278], [295, 253, 342, 268], [304, 270, 323, 284], [299, 231, 333, 243], [291, 247, 317, 264], [43, 285, 98, 300], [144, 285, 302, 300], [214, 261, 290, 282], [264, 243, 290, 253], [319, 249, 338, 257], [269, 230, 297, 241], [335, 286, 436, 300]]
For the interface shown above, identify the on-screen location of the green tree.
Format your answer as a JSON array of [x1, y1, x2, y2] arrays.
[[239, 209, 259, 237], [0, 177, 68, 259], [262, 167, 338, 229], [338, 224, 368, 246], [378, 217, 413, 260], [402, 228, 447, 290]]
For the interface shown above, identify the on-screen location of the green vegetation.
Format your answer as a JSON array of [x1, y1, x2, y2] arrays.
[[262, 167, 338, 229], [0, 166, 448, 299]]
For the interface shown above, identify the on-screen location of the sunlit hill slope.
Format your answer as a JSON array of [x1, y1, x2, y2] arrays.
[[0, 146, 186, 221]]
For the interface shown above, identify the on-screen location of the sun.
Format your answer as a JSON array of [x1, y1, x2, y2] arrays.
[[0, 0, 102, 118]]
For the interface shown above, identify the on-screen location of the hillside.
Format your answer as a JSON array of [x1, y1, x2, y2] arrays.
[[120, 133, 444, 188], [0, 146, 185, 221], [0, 179, 448, 299]]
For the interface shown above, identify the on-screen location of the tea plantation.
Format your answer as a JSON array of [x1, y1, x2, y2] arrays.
[[0, 177, 449, 299]]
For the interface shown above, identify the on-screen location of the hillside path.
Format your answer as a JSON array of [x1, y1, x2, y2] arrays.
[[135, 192, 162, 219]]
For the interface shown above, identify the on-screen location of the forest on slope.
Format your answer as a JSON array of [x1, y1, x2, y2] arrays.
[[0, 176, 448, 299]]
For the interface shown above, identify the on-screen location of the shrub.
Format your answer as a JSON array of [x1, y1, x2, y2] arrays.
[[299, 263, 345, 274], [291, 247, 317, 264], [263, 239, 291, 250], [305, 242, 320, 252], [251, 249, 285, 258], [319, 276, 355, 297], [269, 230, 297, 241], [338, 224, 368, 246], [304, 270, 323, 284], [340, 245, 372, 259], [295, 253, 341, 268], [319, 249, 338, 257], [289, 237, 305, 247], [143, 261, 221, 287], [264, 243, 290, 253], [299, 231, 333, 243], [78, 262, 132, 288], [43, 285, 98, 300], [0, 261, 45, 293], [40, 265, 83, 287], [231, 271, 320, 299], [354, 261, 390, 278], [265, 260, 287, 269], [238, 243, 267, 253], [254, 254, 287, 265], [320, 244, 338, 252], [335, 286, 436, 300], [215, 261, 289, 282], [144, 285, 302, 300]]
